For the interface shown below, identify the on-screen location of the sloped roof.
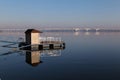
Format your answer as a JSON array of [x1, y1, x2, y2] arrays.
[[25, 29, 42, 33]]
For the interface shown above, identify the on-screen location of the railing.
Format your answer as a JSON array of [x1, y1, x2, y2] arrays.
[[39, 37, 62, 43]]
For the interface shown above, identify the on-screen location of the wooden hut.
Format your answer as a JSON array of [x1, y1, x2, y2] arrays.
[[25, 29, 42, 45]]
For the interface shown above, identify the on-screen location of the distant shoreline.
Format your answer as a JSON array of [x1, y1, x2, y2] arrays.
[[1, 29, 120, 32]]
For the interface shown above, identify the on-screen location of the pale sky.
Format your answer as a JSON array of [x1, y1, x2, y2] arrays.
[[0, 0, 120, 29]]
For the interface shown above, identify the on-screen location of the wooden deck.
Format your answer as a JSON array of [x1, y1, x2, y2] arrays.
[[19, 41, 65, 50]]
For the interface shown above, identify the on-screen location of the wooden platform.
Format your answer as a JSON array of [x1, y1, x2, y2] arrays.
[[19, 41, 65, 51]]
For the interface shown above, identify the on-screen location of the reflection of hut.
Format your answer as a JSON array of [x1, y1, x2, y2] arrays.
[[26, 51, 41, 67]]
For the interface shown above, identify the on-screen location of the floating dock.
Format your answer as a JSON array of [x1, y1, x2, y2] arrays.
[[19, 29, 65, 51], [19, 41, 65, 50]]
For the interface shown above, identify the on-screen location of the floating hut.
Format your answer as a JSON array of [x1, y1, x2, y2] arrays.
[[25, 29, 42, 45]]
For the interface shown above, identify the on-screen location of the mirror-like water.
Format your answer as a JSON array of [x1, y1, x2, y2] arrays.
[[0, 31, 120, 80]]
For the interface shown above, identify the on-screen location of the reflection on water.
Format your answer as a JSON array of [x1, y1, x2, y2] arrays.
[[95, 32, 100, 35], [41, 49, 62, 57], [1, 31, 120, 80], [74, 32, 80, 36], [25, 49, 62, 67], [84, 32, 90, 35], [0, 49, 64, 67], [26, 51, 41, 66]]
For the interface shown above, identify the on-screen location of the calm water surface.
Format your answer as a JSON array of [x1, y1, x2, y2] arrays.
[[0, 31, 120, 80]]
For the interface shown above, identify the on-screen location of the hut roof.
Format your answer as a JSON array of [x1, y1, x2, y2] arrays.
[[25, 29, 42, 33]]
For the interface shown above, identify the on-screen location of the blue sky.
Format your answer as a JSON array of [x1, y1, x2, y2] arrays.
[[0, 0, 120, 28]]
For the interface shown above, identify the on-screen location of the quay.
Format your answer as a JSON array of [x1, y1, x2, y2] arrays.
[[19, 29, 65, 50]]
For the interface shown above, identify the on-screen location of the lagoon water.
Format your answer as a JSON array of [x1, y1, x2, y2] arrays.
[[0, 31, 120, 80]]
